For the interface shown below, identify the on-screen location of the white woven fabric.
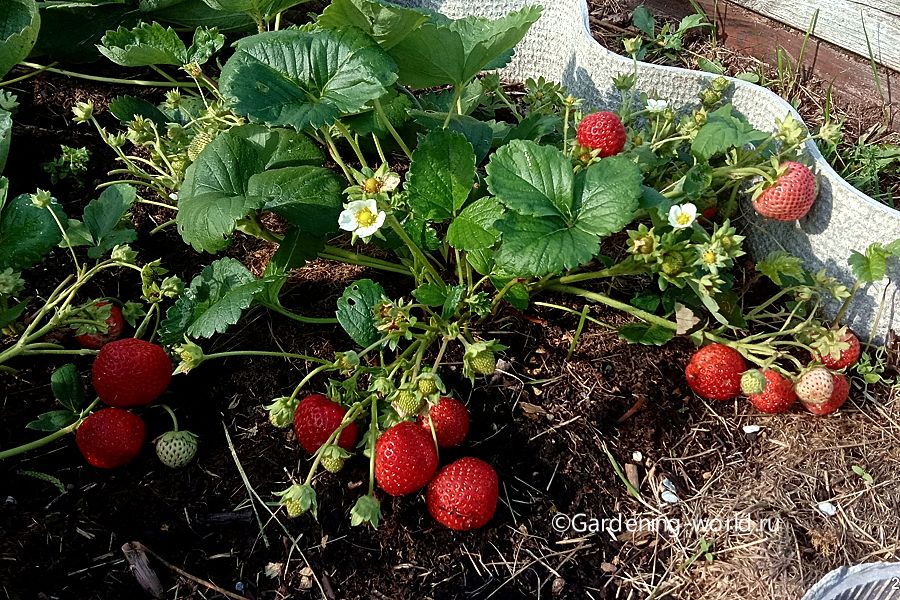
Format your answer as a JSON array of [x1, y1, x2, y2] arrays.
[[399, 0, 899, 341]]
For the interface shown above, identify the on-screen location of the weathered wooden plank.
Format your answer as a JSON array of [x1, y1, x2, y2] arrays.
[[637, 0, 897, 126], [731, 0, 900, 72]]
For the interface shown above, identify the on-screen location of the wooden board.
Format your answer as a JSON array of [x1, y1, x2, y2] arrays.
[[732, 0, 900, 73], [638, 0, 897, 126]]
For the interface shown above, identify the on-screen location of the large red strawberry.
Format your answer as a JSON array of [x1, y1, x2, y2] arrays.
[[800, 372, 850, 416], [751, 162, 817, 221], [576, 111, 626, 158], [76, 408, 146, 469], [92, 338, 172, 407], [685, 343, 746, 400], [741, 369, 797, 414], [427, 457, 498, 531], [811, 329, 861, 370], [417, 397, 469, 448], [293, 393, 358, 454], [75, 301, 124, 349], [375, 422, 438, 496]]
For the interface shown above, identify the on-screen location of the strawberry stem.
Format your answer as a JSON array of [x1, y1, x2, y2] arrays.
[[158, 404, 179, 432], [0, 398, 100, 460]]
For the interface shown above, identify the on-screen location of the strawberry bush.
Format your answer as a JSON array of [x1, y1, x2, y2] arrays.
[[1, 0, 899, 539]]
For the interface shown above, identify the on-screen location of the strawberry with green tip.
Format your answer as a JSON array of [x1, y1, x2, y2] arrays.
[[375, 422, 438, 496], [751, 161, 817, 221], [794, 367, 834, 405], [76, 408, 146, 469], [800, 371, 850, 416], [741, 369, 797, 414], [685, 343, 746, 400], [418, 397, 470, 448], [427, 457, 498, 531], [293, 393, 358, 455]]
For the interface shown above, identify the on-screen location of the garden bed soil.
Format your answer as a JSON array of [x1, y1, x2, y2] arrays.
[[2, 34, 899, 600]]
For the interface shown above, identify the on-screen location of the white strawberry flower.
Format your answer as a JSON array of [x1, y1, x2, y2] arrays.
[[668, 203, 697, 229], [646, 98, 669, 113], [338, 199, 386, 238]]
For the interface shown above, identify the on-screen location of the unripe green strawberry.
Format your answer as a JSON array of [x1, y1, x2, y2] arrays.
[[284, 499, 304, 518], [470, 350, 496, 375], [154, 430, 198, 468], [417, 377, 437, 395], [187, 130, 216, 161], [393, 388, 423, 417], [321, 455, 345, 473]]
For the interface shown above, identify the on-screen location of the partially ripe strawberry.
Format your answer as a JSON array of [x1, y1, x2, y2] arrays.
[[75, 302, 124, 349], [76, 408, 146, 469], [576, 111, 626, 158], [794, 367, 834, 405], [375, 422, 438, 496], [801, 372, 850, 416], [751, 162, 817, 221], [812, 330, 861, 370], [685, 343, 746, 400], [418, 397, 469, 448], [293, 393, 358, 454], [741, 369, 797, 414], [92, 338, 172, 407], [427, 457, 498, 531]]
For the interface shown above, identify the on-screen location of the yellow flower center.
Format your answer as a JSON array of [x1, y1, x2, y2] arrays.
[[703, 251, 716, 264], [676, 212, 692, 225], [356, 207, 377, 227], [363, 177, 381, 194]]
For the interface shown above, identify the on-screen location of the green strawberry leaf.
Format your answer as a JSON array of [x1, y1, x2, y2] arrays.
[[756, 251, 806, 286], [99, 22, 224, 67], [488, 142, 641, 276], [491, 277, 529, 310], [51, 364, 86, 412], [82, 183, 137, 259], [342, 90, 411, 138], [388, 5, 542, 88], [441, 285, 464, 320], [220, 28, 398, 131], [412, 282, 446, 307], [160, 257, 267, 343], [260, 226, 324, 303], [317, 0, 429, 50], [0, 298, 28, 329], [26, 410, 77, 433], [108, 95, 170, 129], [406, 129, 476, 222], [0, 0, 40, 80], [446, 197, 504, 251], [848, 244, 888, 283], [618, 323, 674, 346], [201, 0, 308, 21], [409, 110, 494, 163], [0, 194, 66, 271], [247, 166, 343, 234], [336, 279, 385, 347]]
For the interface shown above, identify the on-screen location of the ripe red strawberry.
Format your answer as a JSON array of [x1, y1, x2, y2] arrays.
[[794, 367, 834, 405], [418, 397, 469, 448], [75, 301, 124, 349], [741, 369, 797, 414], [427, 457, 498, 531], [375, 421, 438, 496], [685, 343, 746, 400], [576, 111, 626, 158], [751, 161, 817, 221], [92, 338, 172, 407], [293, 393, 358, 454], [76, 408, 146, 469], [811, 330, 861, 370], [800, 372, 850, 416]]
